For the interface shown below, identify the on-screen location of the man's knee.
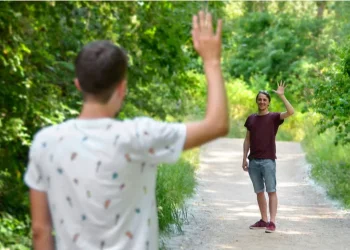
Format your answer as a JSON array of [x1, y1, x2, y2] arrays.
[[267, 191, 277, 197]]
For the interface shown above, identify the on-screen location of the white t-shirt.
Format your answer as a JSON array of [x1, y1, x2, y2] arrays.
[[24, 117, 186, 250]]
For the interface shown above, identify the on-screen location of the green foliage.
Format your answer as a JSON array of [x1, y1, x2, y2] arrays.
[[224, 10, 324, 84], [311, 38, 350, 145], [302, 119, 350, 208], [0, 213, 31, 249], [156, 150, 198, 235]]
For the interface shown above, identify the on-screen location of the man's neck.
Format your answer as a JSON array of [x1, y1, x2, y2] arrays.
[[257, 109, 269, 116], [78, 103, 116, 119]]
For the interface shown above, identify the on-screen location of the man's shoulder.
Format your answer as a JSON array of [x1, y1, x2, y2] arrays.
[[124, 116, 181, 128], [33, 123, 61, 140], [246, 114, 256, 119], [269, 112, 282, 120]]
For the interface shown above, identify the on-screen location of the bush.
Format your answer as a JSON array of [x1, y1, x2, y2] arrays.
[[0, 213, 31, 250], [156, 150, 198, 235], [301, 116, 350, 208]]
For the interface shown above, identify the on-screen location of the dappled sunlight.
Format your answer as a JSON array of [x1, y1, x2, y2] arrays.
[[235, 212, 260, 217], [203, 189, 217, 193], [201, 159, 239, 165], [279, 182, 310, 187], [200, 178, 251, 186], [213, 202, 231, 207], [245, 204, 259, 210], [276, 153, 306, 162], [220, 199, 251, 205], [213, 172, 235, 177], [214, 245, 237, 249], [278, 230, 311, 235], [278, 206, 296, 212], [279, 213, 348, 220], [217, 217, 240, 222], [204, 151, 242, 158], [233, 181, 250, 185], [226, 207, 249, 212]]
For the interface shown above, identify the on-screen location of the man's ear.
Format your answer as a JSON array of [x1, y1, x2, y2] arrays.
[[74, 78, 82, 92], [116, 79, 127, 98]]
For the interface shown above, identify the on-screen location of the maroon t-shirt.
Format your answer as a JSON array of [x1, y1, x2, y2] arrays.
[[244, 112, 284, 160]]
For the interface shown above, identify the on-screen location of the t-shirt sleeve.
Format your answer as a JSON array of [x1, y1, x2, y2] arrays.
[[134, 117, 187, 165], [244, 116, 251, 131], [23, 133, 48, 192], [275, 112, 284, 126]]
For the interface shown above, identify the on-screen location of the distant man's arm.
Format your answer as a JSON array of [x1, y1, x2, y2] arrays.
[[242, 130, 250, 171]]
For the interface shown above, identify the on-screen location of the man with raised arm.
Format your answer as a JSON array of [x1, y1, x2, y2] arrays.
[[24, 11, 228, 250], [242, 81, 294, 233]]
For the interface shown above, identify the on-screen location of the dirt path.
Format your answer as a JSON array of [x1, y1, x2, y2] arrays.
[[163, 138, 350, 250]]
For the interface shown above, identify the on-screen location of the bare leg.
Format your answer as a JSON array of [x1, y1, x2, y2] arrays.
[[257, 192, 268, 222], [268, 192, 278, 223]]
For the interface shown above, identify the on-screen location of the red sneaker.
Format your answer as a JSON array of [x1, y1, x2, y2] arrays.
[[265, 221, 276, 233], [249, 219, 268, 229]]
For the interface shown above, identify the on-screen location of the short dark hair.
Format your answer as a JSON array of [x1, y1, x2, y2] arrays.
[[256, 90, 271, 102], [74, 40, 128, 103]]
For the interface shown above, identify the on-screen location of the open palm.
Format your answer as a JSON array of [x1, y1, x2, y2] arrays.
[[273, 81, 286, 96]]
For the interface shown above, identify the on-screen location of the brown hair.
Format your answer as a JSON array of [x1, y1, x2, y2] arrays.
[[256, 90, 271, 102], [75, 40, 128, 103]]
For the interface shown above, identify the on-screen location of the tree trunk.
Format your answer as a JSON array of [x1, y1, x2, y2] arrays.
[[316, 1, 326, 19]]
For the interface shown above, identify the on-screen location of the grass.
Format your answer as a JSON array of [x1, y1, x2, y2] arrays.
[[156, 149, 199, 235], [301, 118, 350, 208]]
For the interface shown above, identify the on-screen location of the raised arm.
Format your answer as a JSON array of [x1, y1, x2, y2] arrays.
[[273, 81, 295, 120], [184, 11, 229, 150]]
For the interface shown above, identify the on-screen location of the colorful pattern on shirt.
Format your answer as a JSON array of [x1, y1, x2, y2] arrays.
[[24, 117, 186, 250]]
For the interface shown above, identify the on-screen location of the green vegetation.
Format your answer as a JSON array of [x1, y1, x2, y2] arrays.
[[157, 150, 199, 234], [0, 213, 31, 249], [302, 118, 350, 208], [1, 1, 350, 249]]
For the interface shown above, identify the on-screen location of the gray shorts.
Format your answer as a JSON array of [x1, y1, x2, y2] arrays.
[[248, 159, 276, 193]]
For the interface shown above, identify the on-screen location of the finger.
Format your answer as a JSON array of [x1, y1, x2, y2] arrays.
[[192, 14, 199, 31], [205, 12, 213, 34], [192, 15, 200, 48], [192, 15, 199, 37], [199, 10, 205, 31], [215, 19, 223, 38], [192, 30, 199, 50]]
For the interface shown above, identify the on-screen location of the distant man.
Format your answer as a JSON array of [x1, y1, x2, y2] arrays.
[[242, 81, 294, 233]]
